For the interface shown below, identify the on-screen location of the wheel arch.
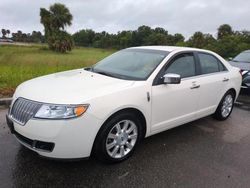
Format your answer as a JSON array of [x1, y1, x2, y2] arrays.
[[227, 88, 237, 100], [213, 87, 237, 121], [91, 107, 147, 156]]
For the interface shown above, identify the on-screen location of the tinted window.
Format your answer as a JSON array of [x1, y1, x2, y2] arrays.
[[165, 53, 196, 78], [218, 61, 227, 71], [198, 53, 220, 74]]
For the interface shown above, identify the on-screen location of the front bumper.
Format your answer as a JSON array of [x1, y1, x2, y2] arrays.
[[6, 112, 103, 159]]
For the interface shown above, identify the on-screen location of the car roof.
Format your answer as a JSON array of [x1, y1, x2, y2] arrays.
[[129, 46, 211, 53], [243, 50, 250, 53]]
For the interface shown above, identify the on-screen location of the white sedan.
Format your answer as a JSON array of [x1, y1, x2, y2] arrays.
[[6, 46, 242, 163]]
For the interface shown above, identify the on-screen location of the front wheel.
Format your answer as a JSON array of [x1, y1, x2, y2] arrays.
[[92, 112, 143, 163], [213, 91, 235, 121]]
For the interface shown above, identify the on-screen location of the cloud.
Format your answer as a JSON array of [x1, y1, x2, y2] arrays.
[[0, 0, 249, 38]]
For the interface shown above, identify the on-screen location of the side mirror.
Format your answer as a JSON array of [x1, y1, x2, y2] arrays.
[[163, 73, 181, 84], [228, 57, 233, 61]]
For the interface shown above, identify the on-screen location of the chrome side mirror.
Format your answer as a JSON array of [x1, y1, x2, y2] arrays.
[[163, 73, 181, 84]]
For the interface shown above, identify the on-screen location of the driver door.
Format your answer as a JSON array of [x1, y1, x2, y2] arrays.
[[151, 52, 200, 134]]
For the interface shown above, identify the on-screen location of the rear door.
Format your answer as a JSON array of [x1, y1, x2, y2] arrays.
[[194, 52, 230, 118]]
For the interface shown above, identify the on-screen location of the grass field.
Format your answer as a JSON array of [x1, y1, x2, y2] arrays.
[[0, 44, 115, 97]]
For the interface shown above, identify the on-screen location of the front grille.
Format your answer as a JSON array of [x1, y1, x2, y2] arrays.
[[10, 98, 42, 125]]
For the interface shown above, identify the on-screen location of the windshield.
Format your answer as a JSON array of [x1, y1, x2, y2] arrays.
[[233, 52, 250, 63], [91, 49, 169, 80]]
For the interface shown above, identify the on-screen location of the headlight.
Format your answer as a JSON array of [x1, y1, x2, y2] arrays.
[[34, 104, 89, 119]]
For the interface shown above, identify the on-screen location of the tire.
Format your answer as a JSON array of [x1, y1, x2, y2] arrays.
[[92, 112, 143, 163], [213, 91, 235, 121]]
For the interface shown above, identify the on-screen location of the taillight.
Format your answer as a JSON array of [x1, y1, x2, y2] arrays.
[[239, 69, 243, 76]]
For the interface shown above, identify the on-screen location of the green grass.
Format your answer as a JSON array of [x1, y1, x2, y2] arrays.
[[0, 45, 115, 97]]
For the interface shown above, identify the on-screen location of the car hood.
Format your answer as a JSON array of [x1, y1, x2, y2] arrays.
[[14, 69, 135, 104], [229, 61, 250, 71]]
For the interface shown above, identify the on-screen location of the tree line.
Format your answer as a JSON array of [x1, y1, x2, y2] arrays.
[[1, 2, 250, 58], [2, 24, 249, 58], [72, 24, 250, 58], [1, 29, 45, 43]]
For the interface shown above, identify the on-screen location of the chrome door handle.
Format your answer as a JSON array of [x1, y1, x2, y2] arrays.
[[190, 85, 200, 89], [223, 78, 229, 82]]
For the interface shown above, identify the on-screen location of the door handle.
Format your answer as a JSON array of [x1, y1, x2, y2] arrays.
[[222, 78, 229, 82], [190, 85, 200, 89]]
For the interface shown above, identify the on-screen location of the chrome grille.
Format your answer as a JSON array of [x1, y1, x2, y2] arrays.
[[10, 98, 42, 125]]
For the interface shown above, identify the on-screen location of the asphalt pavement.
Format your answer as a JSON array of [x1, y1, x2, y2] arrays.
[[0, 93, 250, 188]]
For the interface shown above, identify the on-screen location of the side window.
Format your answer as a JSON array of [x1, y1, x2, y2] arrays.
[[165, 53, 196, 78], [198, 53, 220, 74], [218, 60, 227, 71]]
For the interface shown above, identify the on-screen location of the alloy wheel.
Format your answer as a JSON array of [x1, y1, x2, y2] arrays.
[[221, 94, 233, 118], [106, 120, 138, 159]]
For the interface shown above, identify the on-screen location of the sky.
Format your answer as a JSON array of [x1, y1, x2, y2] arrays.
[[1, 0, 250, 39]]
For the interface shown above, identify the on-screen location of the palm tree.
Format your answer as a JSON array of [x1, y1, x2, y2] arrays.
[[40, 3, 73, 52], [49, 3, 72, 30], [6, 29, 10, 38], [40, 8, 53, 38], [1, 29, 6, 38], [40, 3, 72, 33]]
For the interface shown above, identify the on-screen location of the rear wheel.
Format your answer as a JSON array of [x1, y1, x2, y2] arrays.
[[213, 91, 235, 121], [92, 112, 143, 163]]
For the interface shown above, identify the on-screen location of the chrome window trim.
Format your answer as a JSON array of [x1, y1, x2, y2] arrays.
[[181, 70, 229, 81]]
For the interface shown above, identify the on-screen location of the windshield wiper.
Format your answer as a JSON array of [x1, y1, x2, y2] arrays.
[[84, 67, 92, 71], [88, 67, 139, 80], [92, 69, 118, 78]]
